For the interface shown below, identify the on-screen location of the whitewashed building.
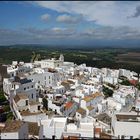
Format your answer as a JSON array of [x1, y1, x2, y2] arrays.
[[0, 120, 28, 139], [112, 112, 140, 139]]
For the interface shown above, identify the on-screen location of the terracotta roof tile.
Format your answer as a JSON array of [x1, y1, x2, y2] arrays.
[[14, 93, 28, 103], [65, 102, 73, 109], [83, 96, 92, 102], [27, 122, 40, 136], [87, 106, 94, 111], [1, 120, 25, 132], [95, 128, 101, 134], [76, 108, 86, 116]]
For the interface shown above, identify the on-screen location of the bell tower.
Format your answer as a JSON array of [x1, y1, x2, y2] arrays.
[[59, 54, 64, 62]]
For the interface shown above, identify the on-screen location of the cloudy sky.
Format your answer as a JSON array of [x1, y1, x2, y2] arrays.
[[1, 1, 140, 47]]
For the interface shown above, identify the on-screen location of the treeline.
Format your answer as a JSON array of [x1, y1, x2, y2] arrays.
[[0, 46, 140, 74]]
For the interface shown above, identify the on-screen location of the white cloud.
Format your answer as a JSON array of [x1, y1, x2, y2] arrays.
[[82, 26, 140, 40], [56, 14, 82, 23], [33, 1, 140, 28], [26, 27, 75, 38], [1, 27, 140, 45], [52, 27, 66, 32], [41, 13, 50, 21]]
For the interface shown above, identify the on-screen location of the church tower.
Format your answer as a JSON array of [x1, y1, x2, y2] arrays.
[[59, 54, 64, 62]]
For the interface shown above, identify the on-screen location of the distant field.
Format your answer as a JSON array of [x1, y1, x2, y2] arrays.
[[116, 52, 140, 65]]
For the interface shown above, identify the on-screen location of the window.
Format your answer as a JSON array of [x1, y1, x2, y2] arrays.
[[118, 135, 120, 139], [32, 94, 34, 99], [38, 81, 40, 84], [38, 106, 40, 110], [32, 85, 34, 88], [49, 76, 50, 79], [25, 100, 28, 106], [121, 135, 125, 139], [45, 76, 46, 80], [24, 88, 26, 90]]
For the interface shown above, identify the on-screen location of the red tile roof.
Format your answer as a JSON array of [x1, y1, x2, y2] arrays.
[[65, 102, 73, 109], [129, 80, 138, 86], [95, 128, 101, 134]]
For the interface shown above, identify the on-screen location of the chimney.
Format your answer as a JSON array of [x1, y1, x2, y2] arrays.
[[52, 135, 55, 140]]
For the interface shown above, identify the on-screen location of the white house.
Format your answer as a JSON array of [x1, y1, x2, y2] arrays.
[[48, 99, 62, 115], [3, 78, 13, 98], [112, 112, 140, 139], [107, 97, 122, 112], [135, 97, 140, 111], [28, 68, 65, 88], [76, 107, 87, 120], [119, 69, 131, 79], [66, 121, 94, 138], [13, 93, 29, 111], [113, 85, 136, 106], [97, 100, 107, 114], [62, 101, 77, 116], [13, 78, 37, 102], [103, 76, 118, 85], [80, 92, 103, 115], [0, 120, 28, 139], [39, 116, 94, 139], [40, 54, 64, 69], [39, 117, 67, 139]]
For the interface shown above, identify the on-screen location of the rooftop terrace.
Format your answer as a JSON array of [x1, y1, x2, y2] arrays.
[[1, 120, 25, 133], [116, 114, 140, 122]]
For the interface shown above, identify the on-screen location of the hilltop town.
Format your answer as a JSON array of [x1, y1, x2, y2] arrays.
[[0, 54, 140, 139]]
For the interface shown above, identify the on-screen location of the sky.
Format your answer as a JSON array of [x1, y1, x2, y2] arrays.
[[1, 1, 140, 47]]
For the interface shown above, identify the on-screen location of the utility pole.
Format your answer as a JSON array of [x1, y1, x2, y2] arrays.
[[52, 122, 56, 140], [93, 120, 96, 139]]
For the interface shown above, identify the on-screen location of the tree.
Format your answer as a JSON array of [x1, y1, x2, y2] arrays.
[[120, 80, 131, 86], [0, 90, 6, 103], [6, 112, 14, 121], [136, 83, 140, 90], [3, 105, 10, 112], [103, 86, 113, 98], [31, 51, 36, 63], [43, 98, 48, 110], [34, 54, 41, 61]]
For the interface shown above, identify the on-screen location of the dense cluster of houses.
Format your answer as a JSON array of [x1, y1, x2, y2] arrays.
[[0, 54, 140, 139]]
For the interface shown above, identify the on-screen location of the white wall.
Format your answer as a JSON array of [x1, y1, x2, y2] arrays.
[[1, 132, 19, 139], [80, 100, 90, 110], [48, 100, 62, 115], [22, 113, 48, 122], [18, 122, 28, 139], [17, 99, 29, 111], [28, 72, 62, 88], [114, 121, 140, 139], [1, 122, 28, 139]]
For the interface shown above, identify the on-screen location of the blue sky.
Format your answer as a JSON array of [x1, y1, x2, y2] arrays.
[[1, 1, 140, 46]]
